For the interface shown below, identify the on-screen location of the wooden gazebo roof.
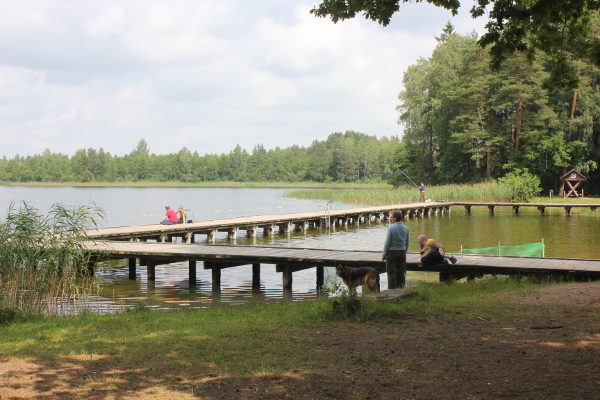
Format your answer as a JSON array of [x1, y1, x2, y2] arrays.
[[560, 169, 587, 182]]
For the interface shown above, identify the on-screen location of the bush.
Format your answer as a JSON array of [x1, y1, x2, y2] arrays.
[[498, 170, 541, 202]]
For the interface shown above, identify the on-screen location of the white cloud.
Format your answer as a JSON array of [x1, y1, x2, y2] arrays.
[[84, 5, 126, 39], [0, 0, 488, 158]]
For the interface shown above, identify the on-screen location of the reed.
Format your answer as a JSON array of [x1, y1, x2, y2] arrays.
[[286, 182, 517, 205], [0, 201, 104, 315]]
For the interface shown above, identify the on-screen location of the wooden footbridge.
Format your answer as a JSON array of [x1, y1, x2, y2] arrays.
[[84, 201, 600, 290], [453, 201, 600, 214], [88, 240, 600, 290], [87, 202, 452, 243]]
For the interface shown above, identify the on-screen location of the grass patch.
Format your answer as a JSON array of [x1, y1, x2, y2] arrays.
[[0, 277, 555, 376], [286, 182, 522, 205], [285, 184, 600, 207]]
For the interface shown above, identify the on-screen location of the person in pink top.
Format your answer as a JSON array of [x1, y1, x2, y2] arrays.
[[160, 205, 178, 225]]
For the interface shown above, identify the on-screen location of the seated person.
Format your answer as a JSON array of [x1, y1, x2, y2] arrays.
[[177, 206, 186, 224], [160, 205, 178, 225], [418, 235, 457, 267]]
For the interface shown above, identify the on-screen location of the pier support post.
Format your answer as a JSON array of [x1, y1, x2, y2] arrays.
[[537, 206, 546, 214], [565, 207, 572, 215], [263, 224, 275, 236], [189, 260, 197, 285], [147, 260, 156, 281], [247, 226, 258, 239], [185, 232, 194, 243], [281, 265, 293, 289], [211, 262, 221, 288], [128, 258, 136, 280], [252, 263, 261, 287], [316, 266, 324, 290], [228, 228, 238, 242], [278, 222, 290, 234], [207, 229, 217, 243]]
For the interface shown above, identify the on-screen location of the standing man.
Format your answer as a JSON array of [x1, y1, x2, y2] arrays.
[[419, 182, 425, 202], [382, 210, 410, 289]]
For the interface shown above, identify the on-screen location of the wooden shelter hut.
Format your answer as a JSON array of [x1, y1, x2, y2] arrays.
[[560, 169, 587, 197]]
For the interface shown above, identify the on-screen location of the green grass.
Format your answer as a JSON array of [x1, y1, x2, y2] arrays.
[[0, 278, 558, 376], [285, 183, 600, 206], [286, 182, 518, 205]]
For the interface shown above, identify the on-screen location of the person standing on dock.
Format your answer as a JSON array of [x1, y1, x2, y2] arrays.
[[160, 205, 178, 225], [418, 235, 457, 266], [419, 182, 425, 202], [382, 210, 410, 289]]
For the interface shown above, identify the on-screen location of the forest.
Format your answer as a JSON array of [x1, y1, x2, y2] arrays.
[[390, 22, 600, 192], [0, 132, 398, 184]]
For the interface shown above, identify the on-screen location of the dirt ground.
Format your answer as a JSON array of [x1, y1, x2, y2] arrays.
[[1, 282, 599, 400]]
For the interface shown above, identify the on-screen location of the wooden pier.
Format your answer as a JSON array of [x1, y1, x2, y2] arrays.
[[87, 202, 452, 243], [453, 201, 600, 214], [87, 240, 600, 290], [84, 201, 600, 290]]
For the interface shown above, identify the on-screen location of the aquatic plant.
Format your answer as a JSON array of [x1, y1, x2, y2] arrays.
[[0, 201, 104, 314], [285, 181, 522, 205]]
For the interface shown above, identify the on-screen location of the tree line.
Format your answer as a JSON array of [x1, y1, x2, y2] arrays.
[[390, 23, 600, 193], [0, 132, 399, 183]]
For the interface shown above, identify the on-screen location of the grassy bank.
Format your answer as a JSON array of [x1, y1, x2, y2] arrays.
[[2, 279, 597, 399], [285, 183, 599, 206], [0, 278, 555, 373]]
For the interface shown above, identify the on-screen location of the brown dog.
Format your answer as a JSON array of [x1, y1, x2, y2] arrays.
[[336, 264, 380, 295]]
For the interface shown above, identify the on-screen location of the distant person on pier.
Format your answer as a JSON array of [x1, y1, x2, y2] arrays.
[[382, 210, 410, 289], [419, 182, 425, 202], [177, 206, 187, 224], [418, 235, 457, 266], [160, 205, 178, 225]]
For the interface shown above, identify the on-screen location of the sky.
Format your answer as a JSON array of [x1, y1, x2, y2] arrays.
[[0, 1, 488, 159]]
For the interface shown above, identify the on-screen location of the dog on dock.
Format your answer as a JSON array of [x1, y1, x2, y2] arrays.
[[336, 264, 380, 295]]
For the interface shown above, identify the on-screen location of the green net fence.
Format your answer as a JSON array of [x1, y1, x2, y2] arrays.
[[459, 242, 544, 257]]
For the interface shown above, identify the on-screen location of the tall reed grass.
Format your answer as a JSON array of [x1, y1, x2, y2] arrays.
[[285, 182, 518, 205], [0, 202, 104, 315]]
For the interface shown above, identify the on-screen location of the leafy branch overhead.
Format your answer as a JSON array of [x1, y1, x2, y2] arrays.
[[310, 0, 600, 88]]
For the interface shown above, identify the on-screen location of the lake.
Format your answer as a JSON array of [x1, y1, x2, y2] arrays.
[[1, 185, 599, 312]]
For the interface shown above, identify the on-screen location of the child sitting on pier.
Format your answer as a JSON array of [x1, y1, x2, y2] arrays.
[[418, 235, 457, 266]]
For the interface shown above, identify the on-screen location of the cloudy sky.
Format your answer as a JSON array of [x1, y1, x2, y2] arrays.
[[0, 1, 488, 158]]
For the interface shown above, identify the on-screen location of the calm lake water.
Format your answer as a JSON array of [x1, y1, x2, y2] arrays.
[[2, 186, 599, 312]]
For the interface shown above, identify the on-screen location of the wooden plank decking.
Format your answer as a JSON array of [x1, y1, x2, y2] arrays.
[[88, 240, 600, 283], [83, 201, 600, 286], [453, 202, 600, 214], [86, 202, 451, 242]]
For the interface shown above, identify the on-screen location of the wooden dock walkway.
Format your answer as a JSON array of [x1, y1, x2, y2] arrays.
[[87, 240, 600, 289], [453, 201, 600, 214], [88, 201, 600, 244], [87, 202, 452, 243], [82, 201, 600, 289]]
